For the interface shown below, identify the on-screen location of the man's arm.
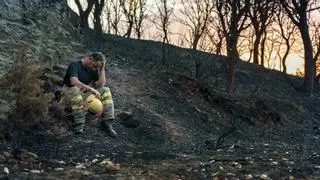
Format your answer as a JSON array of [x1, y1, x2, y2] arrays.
[[70, 77, 100, 97], [94, 61, 106, 88]]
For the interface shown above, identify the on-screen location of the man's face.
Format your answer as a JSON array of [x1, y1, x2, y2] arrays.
[[89, 58, 103, 70]]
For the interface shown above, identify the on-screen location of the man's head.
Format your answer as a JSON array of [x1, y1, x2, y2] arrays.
[[87, 52, 106, 70]]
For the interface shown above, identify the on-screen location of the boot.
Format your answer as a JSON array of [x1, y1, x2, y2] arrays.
[[72, 112, 86, 135], [101, 120, 117, 138], [74, 125, 84, 135]]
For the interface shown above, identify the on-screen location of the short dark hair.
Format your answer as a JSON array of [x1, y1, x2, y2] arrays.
[[89, 52, 106, 62]]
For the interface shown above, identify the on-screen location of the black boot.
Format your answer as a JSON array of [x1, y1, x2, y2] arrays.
[[102, 120, 117, 138], [72, 112, 86, 135]]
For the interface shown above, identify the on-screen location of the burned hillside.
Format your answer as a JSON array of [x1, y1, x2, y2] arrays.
[[0, 0, 320, 179]]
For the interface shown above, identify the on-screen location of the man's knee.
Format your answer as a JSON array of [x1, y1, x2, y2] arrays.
[[64, 86, 84, 112], [99, 87, 111, 94], [99, 87, 113, 105], [71, 94, 84, 112], [70, 86, 82, 93]]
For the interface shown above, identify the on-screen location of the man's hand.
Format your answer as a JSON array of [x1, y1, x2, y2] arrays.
[[70, 77, 101, 98], [101, 60, 106, 70], [94, 60, 107, 89], [90, 87, 101, 98]]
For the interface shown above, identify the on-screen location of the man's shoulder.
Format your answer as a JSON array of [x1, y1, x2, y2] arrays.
[[68, 59, 81, 67], [70, 59, 81, 65]]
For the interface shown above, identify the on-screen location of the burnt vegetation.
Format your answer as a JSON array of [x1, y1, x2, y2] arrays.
[[1, 0, 320, 179]]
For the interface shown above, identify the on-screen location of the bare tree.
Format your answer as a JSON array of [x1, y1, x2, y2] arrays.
[[178, 0, 214, 50], [153, 0, 175, 65], [199, 33, 212, 52], [310, 20, 320, 81], [206, 16, 225, 55], [102, 0, 112, 33], [237, 32, 250, 58], [249, 0, 276, 66], [74, 0, 95, 28], [176, 0, 214, 78], [133, 0, 148, 39], [120, 0, 147, 39], [244, 27, 255, 62], [279, 0, 320, 95], [93, 0, 105, 32], [275, 10, 297, 74], [266, 31, 279, 69], [215, 0, 250, 94], [259, 29, 268, 66], [154, 0, 174, 44], [120, 0, 136, 38], [110, 0, 122, 35]]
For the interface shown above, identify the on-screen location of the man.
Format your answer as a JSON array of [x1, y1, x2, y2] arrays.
[[63, 52, 117, 137]]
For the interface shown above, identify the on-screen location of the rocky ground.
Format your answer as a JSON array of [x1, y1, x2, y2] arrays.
[[1, 0, 320, 179]]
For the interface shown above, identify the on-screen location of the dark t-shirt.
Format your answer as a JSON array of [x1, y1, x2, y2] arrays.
[[63, 60, 99, 87]]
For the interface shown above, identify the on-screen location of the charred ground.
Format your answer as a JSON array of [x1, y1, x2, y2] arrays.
[[1, 1, 320, 179], [2, 54, 320, 179]]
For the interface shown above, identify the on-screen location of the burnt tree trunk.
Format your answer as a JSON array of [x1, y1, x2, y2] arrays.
[[75, 0, 95, 28], [226, 28, 239, 94], [260, 32, 267, 67], [300, 20, 314, 95], [253, 33, 262, 64], [93, 0, 105, 32]]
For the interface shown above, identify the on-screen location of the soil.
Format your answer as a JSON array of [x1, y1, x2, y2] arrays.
[[1, 57, 320, 179]]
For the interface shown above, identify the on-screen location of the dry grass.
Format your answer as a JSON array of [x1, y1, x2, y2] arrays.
[[0, 45, 53, 129]]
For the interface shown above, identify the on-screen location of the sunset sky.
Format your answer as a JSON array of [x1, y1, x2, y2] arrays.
[[67, 0, 313, 75]]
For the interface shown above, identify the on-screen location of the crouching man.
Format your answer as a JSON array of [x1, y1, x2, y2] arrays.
[[62, 52, 117, 137]]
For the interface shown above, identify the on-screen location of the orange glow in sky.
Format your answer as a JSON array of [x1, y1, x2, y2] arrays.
[[67, 0, 308, 76]]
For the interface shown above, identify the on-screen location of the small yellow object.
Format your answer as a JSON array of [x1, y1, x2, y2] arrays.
[[85, 94, 103, 114]]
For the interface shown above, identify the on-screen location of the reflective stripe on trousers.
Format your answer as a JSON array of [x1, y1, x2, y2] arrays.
[[65, 86, 115, 120]]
